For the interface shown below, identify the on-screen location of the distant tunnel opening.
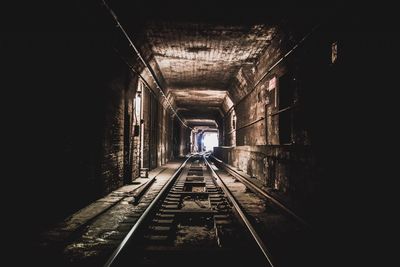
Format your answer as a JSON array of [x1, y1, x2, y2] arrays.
[[202, 132, 219, 152]]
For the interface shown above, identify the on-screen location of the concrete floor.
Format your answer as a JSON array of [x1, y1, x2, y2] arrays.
[[36, 159, 185, 266], [34, 158, 321, 266]]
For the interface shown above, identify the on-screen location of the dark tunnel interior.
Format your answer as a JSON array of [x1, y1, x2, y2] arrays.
[[1, 1, 396, 266]]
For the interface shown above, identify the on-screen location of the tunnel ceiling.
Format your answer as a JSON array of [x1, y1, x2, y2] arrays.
[[142, 21, 276, 124], [185, 119, 218, 128], [145, 22, 276, 90], [113, 2, 334, 125], [171, 89, 227, 107], [177, 107, 223, 123]]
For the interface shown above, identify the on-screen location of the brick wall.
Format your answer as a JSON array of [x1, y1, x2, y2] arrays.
[[226, 31, 285, 146], [214, 145, 316, 217], [99, 70, 141, 194], [138, 79, 175, 172], [217, 24, 338, 221]]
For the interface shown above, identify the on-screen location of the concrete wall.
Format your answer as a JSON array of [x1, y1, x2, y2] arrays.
[[178, 125, 192, 157], [214, 145, 316, 215], [141, 85, 151, 169], [141, 86, 174, 170], [223, 110, 236, 146], [100, 72, 133, 193]]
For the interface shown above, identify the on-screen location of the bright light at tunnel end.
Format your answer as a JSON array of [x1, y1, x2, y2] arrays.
[[203, 132, 219, 152]]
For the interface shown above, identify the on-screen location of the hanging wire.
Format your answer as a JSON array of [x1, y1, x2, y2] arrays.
[[114, 48, 178, 122], [101, 0, 192, 130], [225, 24, 320, 116]]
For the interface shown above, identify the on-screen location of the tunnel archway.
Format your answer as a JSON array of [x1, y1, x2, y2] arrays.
[[14, 5, 356, 266]]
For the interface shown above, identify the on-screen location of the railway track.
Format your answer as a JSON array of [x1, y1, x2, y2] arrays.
[[209, 155, 314, 267], [105, 154, 273, 267]]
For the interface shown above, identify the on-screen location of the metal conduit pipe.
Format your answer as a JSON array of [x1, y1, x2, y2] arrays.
[[114, 48, 160, 100], [225, 25, 319, 117], [101, 0, 192, 130]]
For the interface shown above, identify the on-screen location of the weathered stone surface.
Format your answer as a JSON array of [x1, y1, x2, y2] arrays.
[[214, 145, 315, 216]]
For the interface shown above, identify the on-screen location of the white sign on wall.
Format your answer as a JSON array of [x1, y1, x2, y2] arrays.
[[268, 77, 276, 91]]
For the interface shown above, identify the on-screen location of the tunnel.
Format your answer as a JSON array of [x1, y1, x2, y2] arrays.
[[2, 1, 391, 266]]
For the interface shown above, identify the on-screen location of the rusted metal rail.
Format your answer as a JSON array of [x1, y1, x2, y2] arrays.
[[211, 155, 308, 227], [105, 154, 275, 267], [104, 156, 191, 267], [203, 155, 275, 267]]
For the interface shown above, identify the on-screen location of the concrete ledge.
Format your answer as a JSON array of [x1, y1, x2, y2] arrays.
[[211, 155, 305, 223], [41, 165, 170, 242]]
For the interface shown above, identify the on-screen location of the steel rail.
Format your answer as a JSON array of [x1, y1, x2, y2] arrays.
[[211, 155, 308, 227], [104, 156, 191, 267], [203, 156, 274, 267]]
